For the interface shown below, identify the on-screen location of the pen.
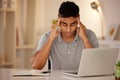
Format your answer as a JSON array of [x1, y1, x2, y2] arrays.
[[42, 71, 51, 74]]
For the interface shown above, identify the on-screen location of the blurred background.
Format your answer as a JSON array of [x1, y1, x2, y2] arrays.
[[0, 0, 120, 69]]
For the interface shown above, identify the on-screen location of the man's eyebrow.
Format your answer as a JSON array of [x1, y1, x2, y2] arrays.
[[60, 21, 77, 24], [60, 21, 67, 24], [71, 21, 77, 24]]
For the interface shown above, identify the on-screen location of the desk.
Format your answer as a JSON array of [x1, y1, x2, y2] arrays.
[[0, 69, 115, 80], [99, 40, 120, 61]]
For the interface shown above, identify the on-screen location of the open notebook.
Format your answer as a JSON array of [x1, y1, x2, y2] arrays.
[[13, 69, 50, 76], [63, 48, 119, 77]]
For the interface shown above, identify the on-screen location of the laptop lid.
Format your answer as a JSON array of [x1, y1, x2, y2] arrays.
[[78, 48, 119, 77], [63, 48, 119, 77]]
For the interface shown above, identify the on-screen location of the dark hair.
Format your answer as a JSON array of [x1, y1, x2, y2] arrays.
[[58, 1, 79, 18]]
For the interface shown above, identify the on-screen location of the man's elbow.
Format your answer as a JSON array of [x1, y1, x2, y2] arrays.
[[31, 62, 45, 70], [31, 55, 46, 70]]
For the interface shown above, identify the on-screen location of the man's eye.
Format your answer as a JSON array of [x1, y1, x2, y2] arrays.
[[71, 23, 76, 27], [61, 23, 67, 27]]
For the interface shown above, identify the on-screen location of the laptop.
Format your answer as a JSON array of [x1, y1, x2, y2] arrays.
[[63, 48, 119, 77]]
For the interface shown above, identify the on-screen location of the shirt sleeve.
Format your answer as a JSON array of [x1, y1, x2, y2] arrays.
[[36, 32, 52, 69], [86, 29, 99, 48], [36, 32, 50, 52]]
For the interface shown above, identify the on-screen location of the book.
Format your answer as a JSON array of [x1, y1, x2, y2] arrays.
[[7, 0, 15, 9], [16, 26, 24, 46], [2, 0, 7, 9]]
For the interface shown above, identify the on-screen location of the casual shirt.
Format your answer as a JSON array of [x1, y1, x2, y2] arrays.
[[36, 29, 99, 70]]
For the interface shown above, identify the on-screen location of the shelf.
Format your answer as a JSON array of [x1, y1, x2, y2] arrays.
[[0, 8, 15, 12], [6, 9, 15, 12], [0, 9, 4, 11], [99, 40, 120, 44], [0, 0, 36, 68], [0, 63, 13, 67], [16, 45, 35, 49], [99, 40, 120, 48]]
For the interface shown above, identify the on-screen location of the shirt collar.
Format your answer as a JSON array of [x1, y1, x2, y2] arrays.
[[58, 33, 79, 43]]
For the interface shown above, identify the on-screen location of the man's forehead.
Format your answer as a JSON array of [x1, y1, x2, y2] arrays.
[[59, 16, 77, 20], [59, 17, 77, 24]]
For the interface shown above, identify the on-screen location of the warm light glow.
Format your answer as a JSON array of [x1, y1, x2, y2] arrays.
[[90, 1, 104, 39]]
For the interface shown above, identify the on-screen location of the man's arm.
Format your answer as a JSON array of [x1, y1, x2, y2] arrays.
[[31, 37, 54, 70], [80, 34, 93, 48], [77, 20, 93, 48], [31, 20, 60, 70]]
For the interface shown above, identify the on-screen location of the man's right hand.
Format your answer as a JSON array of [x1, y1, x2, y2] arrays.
[[49, 19, 61, 41]]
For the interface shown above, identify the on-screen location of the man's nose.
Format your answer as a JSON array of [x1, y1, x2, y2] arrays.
[[66, 26, 71, 32]]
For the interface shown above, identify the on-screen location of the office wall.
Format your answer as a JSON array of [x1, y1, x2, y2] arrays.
[[35, 0, 120, 40], [35, 0, 101, 38], [98, 0, 120, 37], [99, 0, 120, 25]]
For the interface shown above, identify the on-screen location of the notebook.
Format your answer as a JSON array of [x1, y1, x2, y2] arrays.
[[63, 48, 119, 77], [13, 69, 50, 76]]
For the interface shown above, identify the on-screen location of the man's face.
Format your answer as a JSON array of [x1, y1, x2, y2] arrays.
[[59, 17, 78, 38]]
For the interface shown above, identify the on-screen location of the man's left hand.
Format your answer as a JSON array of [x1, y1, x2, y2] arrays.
[[77, 19, 87, 39]]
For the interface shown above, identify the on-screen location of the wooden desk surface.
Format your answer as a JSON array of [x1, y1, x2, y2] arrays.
[[0, 69, 115, 80]]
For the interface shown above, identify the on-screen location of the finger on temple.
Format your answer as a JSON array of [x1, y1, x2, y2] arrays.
[[56, 27, 61, 31], [55, 18, 61, 31], [57, 18, 60, 26], [77, 24, 80, 28], [77, 20, 80, 27]]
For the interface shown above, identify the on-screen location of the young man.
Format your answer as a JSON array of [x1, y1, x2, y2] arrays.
[[31, 1, 99, 70]]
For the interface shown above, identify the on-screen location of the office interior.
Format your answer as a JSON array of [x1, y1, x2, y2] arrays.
[[0, 0, 120, 70]]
